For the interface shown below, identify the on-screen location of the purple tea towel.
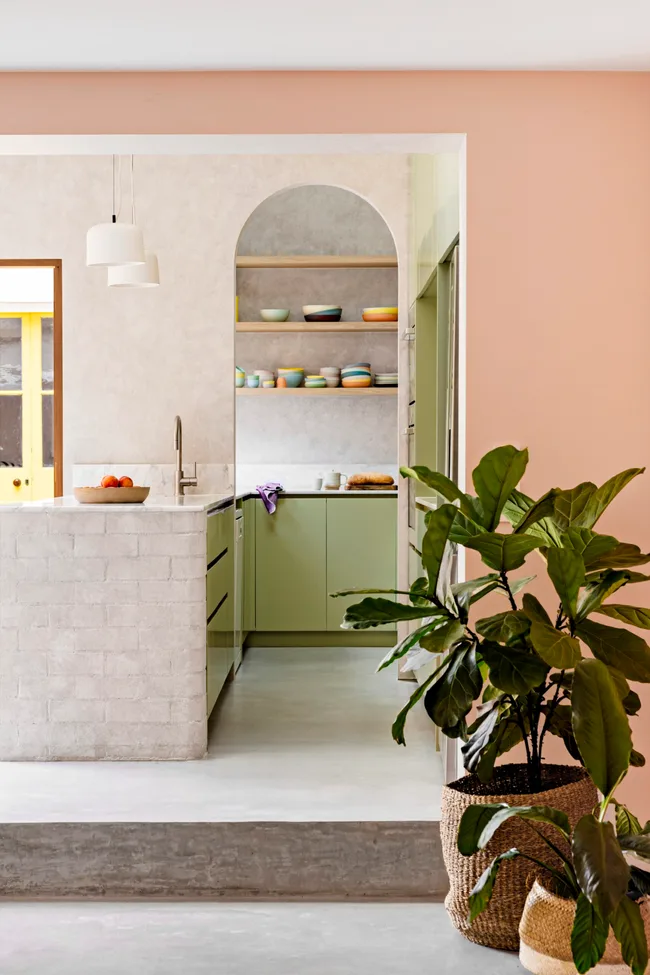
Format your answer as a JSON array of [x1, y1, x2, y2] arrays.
[[256, 482, 284, 514]]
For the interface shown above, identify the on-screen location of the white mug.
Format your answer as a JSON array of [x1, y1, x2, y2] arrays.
[[313, 476, 323, 491], [323, 471, 348, 490]]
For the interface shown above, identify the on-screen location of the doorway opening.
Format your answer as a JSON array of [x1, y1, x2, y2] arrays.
[[0, 260, 62, 501]]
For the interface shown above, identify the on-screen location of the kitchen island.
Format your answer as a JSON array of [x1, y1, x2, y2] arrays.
[[0, 495, 231, 761], [0, 489, 398, 761]]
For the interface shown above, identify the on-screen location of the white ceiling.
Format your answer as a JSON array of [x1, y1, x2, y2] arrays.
[[3, 0, 650, 71]]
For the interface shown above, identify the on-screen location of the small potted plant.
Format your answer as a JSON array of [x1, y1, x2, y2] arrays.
[[332, 446, 649, 949], [458, 657, 650, 974]]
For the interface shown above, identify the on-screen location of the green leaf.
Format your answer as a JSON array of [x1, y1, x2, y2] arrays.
[[576, 570, 631, 622], [471, 445, 529, 530], [458, 802, 571, 856], [530, 621, 582, 669], [467, 850, 520, 922], [631, 749, 646, 767], [503, 489, 563, 546], [509, 575, 537, 596], [597, 605, 650, 629], [571, 659, 632, 799], [586, 543, 650, 571], [464, 532, 545, 572], [570, 893, 609, 974], [613, 801, 643, 837], [423, 641, 483, 729], [576, 619, 650, 683], [451, 574, 500, 615], [461, 704, 503, 781], [342, 597, 439, 630], [586, 570, 650, 586], [448, 510, 487, 545], [399, 466, 483, 525], [573, 814, 630, 920], [476, 610, 530, 644], [617, 833, 650, 861], [522, 593, 553, 626], [561, 529, 620, 569], [419, 619, 466, 654], [376, 619, 446, 672], [547, 548, 586, 619], [409, 577, 430, 606], [391, 657, 450, 745], [580, 468, 645, 530], [421, 503, 458, 600], [553, 482, 598, 532], [512, 489, 560, 534], [479, 640, 549, 695], [611, 894, 649, 975]]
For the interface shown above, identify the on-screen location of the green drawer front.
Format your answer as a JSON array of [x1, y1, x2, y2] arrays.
[[207, 506, 234, 566], [326, 497, 397, 631], [207, 550, 233, 632]]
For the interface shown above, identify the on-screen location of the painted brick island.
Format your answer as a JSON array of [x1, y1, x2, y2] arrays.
[[0, 495, 231, 761]]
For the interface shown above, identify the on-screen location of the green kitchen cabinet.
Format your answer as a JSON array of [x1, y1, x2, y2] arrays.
[[243, 498, 256, 633], [206, 504, 235, 715], [325, 497, 397, 631], [255, 497, 327, 631]]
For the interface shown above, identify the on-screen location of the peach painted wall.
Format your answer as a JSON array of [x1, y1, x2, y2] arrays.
[[1, 71, 649, 814]]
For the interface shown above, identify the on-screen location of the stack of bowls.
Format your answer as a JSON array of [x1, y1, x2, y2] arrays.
[[374, 372, 398, 387], [277, 367, 304, 388], [341, 363, 372, 388], [305, 375, 326, 388], [235, 366, 245, 388], [254, 369, 274, 384], [319, 366, 340, 388], [362, 306, 398, 322], [303, 304, 342, 323]]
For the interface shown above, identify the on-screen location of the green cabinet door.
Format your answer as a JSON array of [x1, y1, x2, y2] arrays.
[[243, 499, 256, 632], [255, 498, 327, 631], [326, 497, 397, 631]]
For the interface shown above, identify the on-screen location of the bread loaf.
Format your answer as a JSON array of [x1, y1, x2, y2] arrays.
[[345, 483, 397, 491], [347, 472, 394, 486]]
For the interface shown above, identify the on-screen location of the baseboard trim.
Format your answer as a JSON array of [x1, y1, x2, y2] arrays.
[[244, 631, 396, 648]]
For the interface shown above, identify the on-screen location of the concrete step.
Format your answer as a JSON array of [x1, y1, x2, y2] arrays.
[[0, 820, 446, 899]]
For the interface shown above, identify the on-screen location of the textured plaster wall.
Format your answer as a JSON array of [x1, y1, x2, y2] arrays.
[[0, 154, 408, 492], [235, 185, 400, 467]]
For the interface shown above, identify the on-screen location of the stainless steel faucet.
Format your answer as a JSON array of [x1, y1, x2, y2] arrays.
[[174, 415, 198, 497]]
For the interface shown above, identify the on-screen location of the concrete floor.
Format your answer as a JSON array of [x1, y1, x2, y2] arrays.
[[0, 647, 442, 822], [0, 902, 525, 974]]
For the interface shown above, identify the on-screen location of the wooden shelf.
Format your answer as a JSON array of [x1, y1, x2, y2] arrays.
[[236, 321, 398, 334], [237, 386, 397, 396], [236, 255, 397, 269]]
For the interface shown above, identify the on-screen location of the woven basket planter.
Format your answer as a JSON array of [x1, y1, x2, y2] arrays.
[[441, 764, 598, 951], [519, 881, 650, 974]]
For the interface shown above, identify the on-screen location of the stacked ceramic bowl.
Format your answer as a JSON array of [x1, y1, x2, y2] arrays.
[[303, 305, 342, 323], [305, 375, 327, 388], [341, 363, 372, 388], [362, 306, 398, 322], [319, 366, 340, 388], [235, 366, 245, 388], [374, 372, 398, 387], [277, 367, 304, 388]]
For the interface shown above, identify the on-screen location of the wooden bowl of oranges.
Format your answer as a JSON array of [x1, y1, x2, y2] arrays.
[[73, 475, 150, 504]]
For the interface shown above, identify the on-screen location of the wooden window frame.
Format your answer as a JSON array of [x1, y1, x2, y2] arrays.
[[0, 259, 63, 496]]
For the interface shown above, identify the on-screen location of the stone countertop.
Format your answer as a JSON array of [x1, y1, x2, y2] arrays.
[[2, 490, 398, 514], [2, 494, 232, 513]]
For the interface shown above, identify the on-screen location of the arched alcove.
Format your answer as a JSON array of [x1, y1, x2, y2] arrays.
[[234, 183, 399, 487]]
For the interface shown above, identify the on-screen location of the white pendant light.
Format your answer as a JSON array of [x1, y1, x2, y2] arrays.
[[86, 156, 145, 268], [107, 252, 160, 288]]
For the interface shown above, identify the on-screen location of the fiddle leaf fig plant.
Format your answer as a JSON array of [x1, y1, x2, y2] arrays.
[[457, 658, 650, 975], [331, 445, 650, 792]]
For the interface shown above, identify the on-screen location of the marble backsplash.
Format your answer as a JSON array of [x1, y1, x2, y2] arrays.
[[73, 464, 232, 496], [235, 463, 399, 493]]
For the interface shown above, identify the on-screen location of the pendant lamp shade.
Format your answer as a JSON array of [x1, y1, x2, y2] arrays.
[[107, 252, 160, 288], [86, 221, 146, 268]]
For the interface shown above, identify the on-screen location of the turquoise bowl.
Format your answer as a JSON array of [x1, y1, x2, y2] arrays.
[[283, 372, 303, 388], [260, 309, 290, 322], [246, 375, 260, 388]]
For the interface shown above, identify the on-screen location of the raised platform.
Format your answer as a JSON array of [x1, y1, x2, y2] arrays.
[[0, 647, 446, 899]]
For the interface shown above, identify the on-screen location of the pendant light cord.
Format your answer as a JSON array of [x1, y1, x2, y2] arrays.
[[111, 155, 124, 224], [111, 155, 116, 224]]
